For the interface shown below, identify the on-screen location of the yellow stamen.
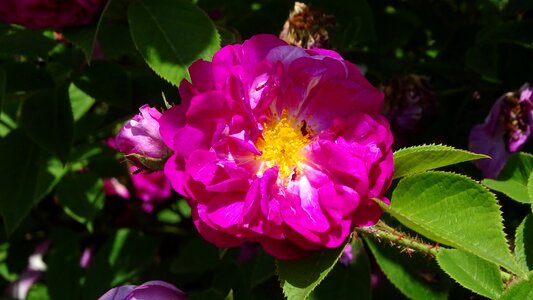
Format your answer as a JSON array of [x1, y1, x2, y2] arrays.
[[256, 111, 309, 179]]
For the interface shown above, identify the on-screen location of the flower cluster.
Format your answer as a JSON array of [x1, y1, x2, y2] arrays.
[[0, 0, 107, 29], [469, 84, 533, 178], [152, 34, 393, 259]]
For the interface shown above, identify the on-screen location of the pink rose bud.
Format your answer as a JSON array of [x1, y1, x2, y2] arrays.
[[99, 281, 186, 300], [116, 105, 171, 170], [0, 0, 107, 29]]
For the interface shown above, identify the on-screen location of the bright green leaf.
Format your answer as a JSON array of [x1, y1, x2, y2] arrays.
[[0, 130, 65, 235], [482, 152, 533, 204], [68, 83, 95, 121], [515, 214, 533, 271], [56, 171, 104, 228], [393, 144, 488, 179], [365, 237, 449, 300], [21, 89, 74, 161], [528, 173, 533, 205], [277, 240, 348, 300], [380, 171, 527, 277], [500, 273, 533, 300], [436, 249, 503, 299], [128, 0, 220, 86]]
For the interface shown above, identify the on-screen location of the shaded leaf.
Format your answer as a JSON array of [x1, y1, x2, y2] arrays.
[[312, 238, 371, 300], [393, 144, 488, 179], [56, 171, 104, 228], [0, 30, 56, 57], [482, 152, 533, 204], [128, 0, 220, 86], [0, 130, 65, 234], [436, 249, 503, 299], [83, 229, 160, 299], [277, 240, 347, 300], [379, 171, 526, 277], [365, 237, 449, 300], [21, 89, 74, 161], [46, 229, 82, 300]]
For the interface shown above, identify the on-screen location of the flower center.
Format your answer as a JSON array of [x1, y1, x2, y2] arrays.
[[256, 112, 309, 179]]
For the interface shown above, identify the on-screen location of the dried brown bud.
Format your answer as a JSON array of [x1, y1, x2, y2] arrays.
[[382, 74, 435, 132], [279, 2, 335, 49]]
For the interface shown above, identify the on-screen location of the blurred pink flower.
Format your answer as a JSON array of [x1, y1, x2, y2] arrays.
[[5, 241, 50, 300], [159, 34, 393, 259], [0, 0, 107, 29], [469, 84, 533, 178], [99, 281, 186, 300], [116, 105, 171, 169]]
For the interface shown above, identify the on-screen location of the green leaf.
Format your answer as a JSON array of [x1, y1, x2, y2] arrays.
[[56, 171, 104, 228], [0, 67, 5, 114], [312, 238, 371, 300], [0, 30, 56, 57], [0, 130, 65, 234], [3, 62, 54, 94], [364, 237, 449, 300], [436, 249, 503, 299], [83, 229, 160, 299], [62, 0, 112, 62], [128, 0, 220, 86], [393, 144, 488, 179], [515, 214, 533, 271], [171, 237, 221, 274], [68, 83, 95, 121], [500, 273, 533, 300], [46, 229, 82, 300], [277, 240, 347, 300], [73, 61, 131, 109], [528, 172, 533, 205], [482, 152, 533, 204], [380, 171, 527, 277], [21, 89, 74, 161], [466, 41, 498, 80]]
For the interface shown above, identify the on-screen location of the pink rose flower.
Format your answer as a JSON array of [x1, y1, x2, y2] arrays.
[[0, 0, 107, 29], [99, 281, 186, 300], [116, 105, 171, 169], [160, 34, 393, 259]]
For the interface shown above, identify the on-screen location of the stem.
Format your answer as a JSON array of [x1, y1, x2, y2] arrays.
[[356, 220, 439, 256], [357, 220, 514, 283]]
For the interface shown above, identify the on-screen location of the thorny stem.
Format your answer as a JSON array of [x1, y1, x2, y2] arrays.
[[357, 220, 514, 283]]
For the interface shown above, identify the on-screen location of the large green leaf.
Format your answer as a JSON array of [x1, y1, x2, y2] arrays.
[[21, 89, 74, 161], [56, 171, 104, 228], [515, 214, 533, 271], [0, 130, 65, 234], [482, 152, 533, 204], [277, 241, 347, 300], [0, 67, 5, 114], [364, 237, 449, 300], [436, 249, 503, 299], [128, 0, 220, 86], [380, 171, 526, 277], [393, 144, 488, 179], [500, 273, 533, 300]]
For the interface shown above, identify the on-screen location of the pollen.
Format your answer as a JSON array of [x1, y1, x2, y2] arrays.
[[256, 111, 310, 179]]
